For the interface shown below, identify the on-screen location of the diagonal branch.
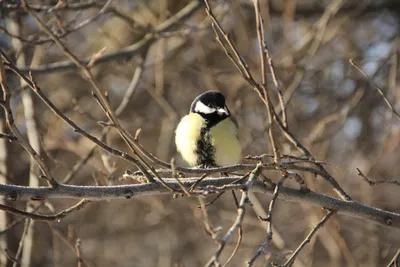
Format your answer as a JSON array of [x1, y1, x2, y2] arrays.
[[281, 210, 335, 267], [202, 0, 351, 201], [0, 51, 155, 183], [15, 0, 202, 74], [0, 58, 58, 188], [205, 164, 262, 267], [349, 59, 400, 120], [21, 0, 179, 191], [247, 175, 286, 266]]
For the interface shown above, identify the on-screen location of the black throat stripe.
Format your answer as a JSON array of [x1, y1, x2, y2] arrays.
[[195, 127, 216, 167], [197, 112, 228, 128]]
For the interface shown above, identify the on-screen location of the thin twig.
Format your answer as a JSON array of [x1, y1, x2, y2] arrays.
[[0, 132, 17, 141], [287, 171, 309, 191], [0, 203, 45, 236], [0, 57, 58, 188], [0, 4, 140, 46], [386, 249, 400, 267], [1, 52, 158, 183], [248, 192, 286, 249], [203, 0, 351, 201], [12, 218, 30, 267], [3, 249, 19, 265], [198, 198, 219, 242], [19, 1, 160, 184], [222, 191, 243, 267], [349, 59, 400, 120], [202, 192, 225, 208], [203, 0, 265, 101], [114, 57, 145, 115], [189, 173, 209, 191], [0, 199, 89, 221], [62, 49, 148, 185], [171, 158, 191, 197], [15, 0, 202, 74], [357, 168, 400, 187], [21, 2, 180, 191], [10, 18, 44, 267], [205, 164, 262, 267], [247, 175, 286, 266], [281, 210, 335, 267], [253, 0, 281, 164], [265, 45, 287, 128], [48, 224, 94, 267], [75, 238, 83, 267], [0, 89, 8, 267], [273, 112, 352, 200]]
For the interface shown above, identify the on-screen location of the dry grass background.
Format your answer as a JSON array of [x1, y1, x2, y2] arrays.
[[0, 0, 400, 266]]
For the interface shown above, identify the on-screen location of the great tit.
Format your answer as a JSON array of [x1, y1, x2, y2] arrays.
[[175, 91, 242, 167]]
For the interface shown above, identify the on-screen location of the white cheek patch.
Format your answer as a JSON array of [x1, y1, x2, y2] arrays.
[[194, 101, 216, 114]]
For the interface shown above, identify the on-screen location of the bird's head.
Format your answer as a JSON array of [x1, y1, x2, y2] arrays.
[[190, 91, 230, 127]]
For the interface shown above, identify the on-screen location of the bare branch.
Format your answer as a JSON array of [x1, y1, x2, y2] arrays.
[[386, 249, 400, 267], [14, 0, 202, 74], [12, 218, 30, 267], [357, 168, 400, 187], [253, 0, 281, 164], [62, 48, 148, 185], [0, 132, 17, 141], [247, 175, 286, 266], [0, 200, 88, 222], [205, 164, 262, 266], [202, 0, 351, 201], [3, 249, 18, 265], [21, 0, 180, 191], [281, 210, 335, 267], [0, 57, 58, 188], [75, 238, 83, 267], [1, 52, 156, 183], [0, 178, 398, 229], [349, 59, 400, 120]]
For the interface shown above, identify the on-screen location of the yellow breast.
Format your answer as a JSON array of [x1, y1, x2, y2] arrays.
[[210, 118, 242, 166], [175, 113, 205, 166], [175, 113, 242, 166]]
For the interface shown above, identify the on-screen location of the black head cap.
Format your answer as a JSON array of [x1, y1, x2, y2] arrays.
[[190, 91, 230, 127]]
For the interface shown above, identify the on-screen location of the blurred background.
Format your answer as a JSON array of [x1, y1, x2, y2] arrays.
[[0, 0, 400, 266]]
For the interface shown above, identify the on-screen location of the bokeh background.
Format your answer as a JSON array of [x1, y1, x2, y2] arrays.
[[1, 0, 400, 266]]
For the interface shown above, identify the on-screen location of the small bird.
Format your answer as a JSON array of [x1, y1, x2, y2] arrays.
[[175, 91, 242, 167]]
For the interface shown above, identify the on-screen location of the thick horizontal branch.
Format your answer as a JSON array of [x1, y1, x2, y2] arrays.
[[0, 178, 399, 229]]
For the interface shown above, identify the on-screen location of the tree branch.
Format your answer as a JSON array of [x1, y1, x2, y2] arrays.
[[13, 0, 202, 74], [0, 178, 399, 229]]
